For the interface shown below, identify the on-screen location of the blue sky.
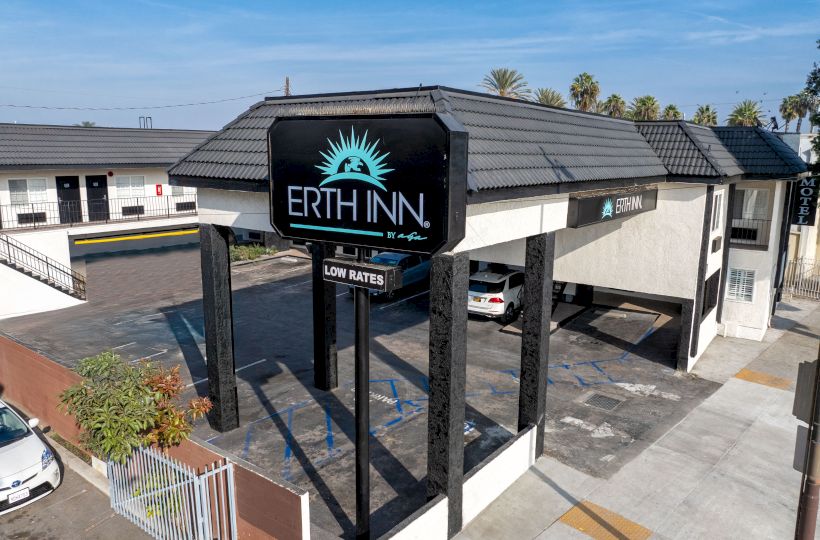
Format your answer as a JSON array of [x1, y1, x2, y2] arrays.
[[1, 0, 817, 130]]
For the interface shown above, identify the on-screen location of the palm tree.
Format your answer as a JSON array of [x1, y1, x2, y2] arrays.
[[601, 94, 626, 118], [693, 105, 718, 126], [481, 68, 531, 99], [662, 104, 682, 121], [795, 90, 816, 133], [780, 95, 799, 132], [74, 121, 96, 127], [628, 95, 660, 121], [534, 88, 566, 107], [569, 72, 600, 112], [727, 100, 763, 126]]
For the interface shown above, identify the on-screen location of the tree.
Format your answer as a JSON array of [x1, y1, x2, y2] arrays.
[[60, 351, 212, 463], [601, 94, 626, 118], [693, 104, 718, 126], [628, 95, 660, 121], [534, 88, 566, 107], [780, 95, 799, 132], [569, 72, 600, 112], [662, 104, 682, 121], [74, 121, 96, 127], [481, 68, 531, 99], [727, 99, 763, 126], [795, 90, 816, 133]]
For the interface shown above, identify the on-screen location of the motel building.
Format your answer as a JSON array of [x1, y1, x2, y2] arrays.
[[165, 87, 808, 537], [0, 123, 212, 319]]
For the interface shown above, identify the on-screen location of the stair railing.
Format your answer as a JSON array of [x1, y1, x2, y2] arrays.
[[0, 233, 86, 299]]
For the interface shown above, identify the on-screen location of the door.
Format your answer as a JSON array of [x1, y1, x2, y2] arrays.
[[56, 176, 81, 224], [85, 175, 109, 221]]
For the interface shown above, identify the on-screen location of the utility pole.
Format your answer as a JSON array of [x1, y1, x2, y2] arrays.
[[796, 342, 820, 539], [284, 76, 291, 97]]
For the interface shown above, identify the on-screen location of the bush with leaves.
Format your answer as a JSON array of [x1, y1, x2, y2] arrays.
[[60, 351, 212, 463]]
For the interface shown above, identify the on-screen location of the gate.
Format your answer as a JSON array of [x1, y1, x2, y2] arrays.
[[108, 446, 237, 540], [784, 258, 820, 300]]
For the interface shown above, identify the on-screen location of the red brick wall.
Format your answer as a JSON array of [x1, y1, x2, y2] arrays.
[[0, 335, 306, 540]]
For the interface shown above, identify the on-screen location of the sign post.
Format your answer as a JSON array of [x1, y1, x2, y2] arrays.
[[269, 113, 467, 538]]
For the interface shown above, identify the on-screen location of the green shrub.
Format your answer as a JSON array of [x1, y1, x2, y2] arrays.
[[229, 243, 277, 262]]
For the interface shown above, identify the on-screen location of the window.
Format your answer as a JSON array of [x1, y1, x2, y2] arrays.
[[702, 271, 720, 316], [115, 176, 145, 198], [8, 178, 47, 205], [733, 188, 769, 220], [171, 185, 195, 196], [711, 192, 723, 232], [726, 268, 755, 302]]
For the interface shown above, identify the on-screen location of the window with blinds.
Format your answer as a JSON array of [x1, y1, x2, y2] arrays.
[[115, 176, 145, 198], [8, 178, 47, 205], [726, 268, 755, 302]]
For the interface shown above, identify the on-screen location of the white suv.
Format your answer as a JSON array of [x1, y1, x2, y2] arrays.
[[0, 400, 61, 515], [467, 270, 524, 323]]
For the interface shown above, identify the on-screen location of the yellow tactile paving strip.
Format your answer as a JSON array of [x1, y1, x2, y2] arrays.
[[558, 499, 652, 540], [734, 368, 792, 390]]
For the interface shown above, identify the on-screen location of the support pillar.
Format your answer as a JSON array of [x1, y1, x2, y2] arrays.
[[518, 232, 555, 456], [310, 243, 338, 390], [427, 251, 469, 538], [199, 223, 239, 432]]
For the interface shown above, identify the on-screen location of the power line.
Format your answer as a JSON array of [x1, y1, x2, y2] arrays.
[[0, 89, 283, 111]]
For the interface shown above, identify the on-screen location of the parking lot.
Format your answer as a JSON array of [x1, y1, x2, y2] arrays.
[[0, 246, 720, 537]]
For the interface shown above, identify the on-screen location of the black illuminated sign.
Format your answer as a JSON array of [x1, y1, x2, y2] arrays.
[[269, 114, 467, 255], [792, 177, 818, 226], [322, 258, 403, 292], [568, 188, 658, 228]]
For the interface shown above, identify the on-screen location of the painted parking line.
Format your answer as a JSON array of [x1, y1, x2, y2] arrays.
[[110, 342, 136, 350], [558, 499, 652, 540], [129, 349, 168, 363], [377, 290, 427, 311], [186, 358, 268, 387], [280, 279, 312, 291], [734, 368, 792, 390]]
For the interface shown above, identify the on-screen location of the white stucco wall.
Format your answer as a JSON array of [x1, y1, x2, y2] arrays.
[[0, 263, 84, 319], [720, 181, 786, 341], [553, 184, 707, 299]]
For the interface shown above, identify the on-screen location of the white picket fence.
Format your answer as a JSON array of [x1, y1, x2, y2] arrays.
[[784, 258, 820, 300], [108, 446, 237, 540]]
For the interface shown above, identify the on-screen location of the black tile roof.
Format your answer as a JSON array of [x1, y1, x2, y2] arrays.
[[635, 121, 743, 180], [169, 86, 668, 192], [0, 124, 213, 170], [713, 127, 808, 178]]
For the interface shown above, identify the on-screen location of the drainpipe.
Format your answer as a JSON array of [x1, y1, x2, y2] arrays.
[[795, 342, 820, 540]]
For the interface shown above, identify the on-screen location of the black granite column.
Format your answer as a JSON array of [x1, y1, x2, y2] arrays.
[[199, 223, 239, 432], [427, 251, 469, 538], [310, 243, 338, 390], [518, 232, 555, 456]]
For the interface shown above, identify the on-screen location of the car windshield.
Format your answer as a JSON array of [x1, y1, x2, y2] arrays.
[[371, 256, 400, 266], [469, 280, 504, 294], [0, 407, 29, 447]]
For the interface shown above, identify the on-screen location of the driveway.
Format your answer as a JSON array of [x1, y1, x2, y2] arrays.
[[0, 246, 719, 537]]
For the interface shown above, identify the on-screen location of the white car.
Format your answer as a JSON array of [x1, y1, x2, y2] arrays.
[[0, 400, 60, 515], [467, 270, 525, 323]]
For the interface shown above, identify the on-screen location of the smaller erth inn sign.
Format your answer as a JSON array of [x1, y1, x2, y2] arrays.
[[791, 177, 818, 226], [568, 187, 658, 228]]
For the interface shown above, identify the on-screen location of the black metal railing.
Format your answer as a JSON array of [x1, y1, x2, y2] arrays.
[[729, 218, 771, 248], [0, 194, 197, 231], [0, 232, 86, 299]]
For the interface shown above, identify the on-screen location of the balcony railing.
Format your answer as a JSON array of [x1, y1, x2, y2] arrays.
[[729, 218, 771, 248], [0, 194, 197, 231]]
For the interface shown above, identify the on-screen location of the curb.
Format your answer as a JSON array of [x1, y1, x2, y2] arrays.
[[47, 435, 109, 496], [231, 248, 311, 267]]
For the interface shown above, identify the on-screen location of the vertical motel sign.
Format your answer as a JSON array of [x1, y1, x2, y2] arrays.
[[792, 176, 819, 226], [268, 113, 467, 538]]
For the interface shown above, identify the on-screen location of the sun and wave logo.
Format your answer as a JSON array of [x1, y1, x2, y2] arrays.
[[316, 127, 393, 191], [601, 198, 614, 219]]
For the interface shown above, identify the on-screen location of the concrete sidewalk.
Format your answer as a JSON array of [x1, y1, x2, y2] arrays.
[[457, 298, 820, 539]]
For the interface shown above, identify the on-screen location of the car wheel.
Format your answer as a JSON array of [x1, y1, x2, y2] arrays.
[[503, 302, 517, 324]]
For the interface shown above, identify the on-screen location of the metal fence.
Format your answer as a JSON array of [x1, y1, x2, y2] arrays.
[[784, 258, 820, 300], [0, 194, 197, 231], [729, 218, 771, 248], [108, 446, 237, 540]]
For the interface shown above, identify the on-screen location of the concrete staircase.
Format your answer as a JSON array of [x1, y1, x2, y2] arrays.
[[0, 233, 86, 300]]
